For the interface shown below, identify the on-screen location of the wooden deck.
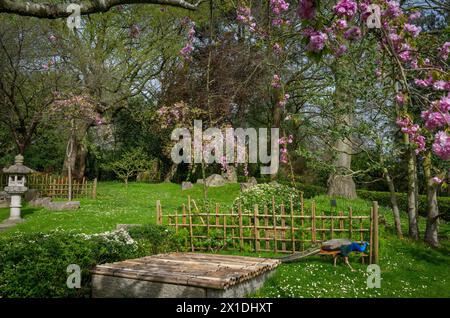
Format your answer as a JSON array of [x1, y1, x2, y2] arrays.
[[91, 253, 280, 298]]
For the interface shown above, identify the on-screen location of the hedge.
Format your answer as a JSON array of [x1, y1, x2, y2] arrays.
[[0, 225, 180, 298]]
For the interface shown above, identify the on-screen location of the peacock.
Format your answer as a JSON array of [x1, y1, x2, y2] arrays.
[[279, 238, 368, 271]]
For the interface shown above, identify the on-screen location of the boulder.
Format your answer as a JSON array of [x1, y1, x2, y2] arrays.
[[182, 181, 193, 190], [196, 179, 204, 184], [46, 201, 80, 211], [223, 166, 238, 183], [239, 177, 258, 192], [205, 174, 227, 187], [24, 189, 40, 202], [28, 197, 52, 208]]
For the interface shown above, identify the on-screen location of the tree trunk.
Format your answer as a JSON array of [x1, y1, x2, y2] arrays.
[[327, 62, 357, 199], [63, 132, 77, 178], [76, 140, 88, 180], [406, 147, 420, 240], [62, 121, 91, 179], [327, 134, 357, 199], [383, 167, 403, 238], [423, 152, 439, 247], [164, 163, 178, 183]]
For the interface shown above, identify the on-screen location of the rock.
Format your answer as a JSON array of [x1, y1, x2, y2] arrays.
[[205, 174, 227, 187], [116, 224, 141, 231], [239, 177, 258, 192], [197, 179, 204, 184], [223, 166, 238, 183], [182, 181, 193, 190], [29, 197, 52, 208], [46, 201, 80, 211], [0, 201, 8, 208], [24, 189, 40, 202]]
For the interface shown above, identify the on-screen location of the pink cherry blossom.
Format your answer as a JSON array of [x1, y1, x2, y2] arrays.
[[335, 19, 348, 30], [395, 93, 405, 105], [439, 42, 450, 60], [383, 1, 402, 18], [421, 110, 450, 130], [432, 131, 450, 160], [344, 26, 362, 41], [439, 96, 450, 112], [271, 74, 282, 88], [433, 80, 447, 91], [307, 32, 328, 52], [333, 0, 357, 18], [273, 43, 282, 55], [408, 12, 421, 21], [432, 176, 443, 184], [404, 23, 421, 38], [297, 0, 316, 20]]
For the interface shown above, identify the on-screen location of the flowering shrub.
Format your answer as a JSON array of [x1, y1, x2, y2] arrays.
[[0, 230, 146, 297], [233, 183, 301, 213]]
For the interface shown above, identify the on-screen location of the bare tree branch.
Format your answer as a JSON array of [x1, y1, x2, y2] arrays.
[[0, 0, 202, 19]]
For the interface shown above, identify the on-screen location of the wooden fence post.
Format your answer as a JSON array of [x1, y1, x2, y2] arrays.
[[290, 198, 295, 253], [92, 178, 97, 199], [349, 207, 353, 239], [254, 205, 260, 252], [156, 200, 162, 225], [311, 201, 316, 243], [188, 197, 194, 252], [272, 197, 277, 253], [371, 201, 379, 264], [238, 202, 244, 251]]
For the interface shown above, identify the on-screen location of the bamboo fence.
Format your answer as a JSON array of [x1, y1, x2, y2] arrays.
[[156, 195, 379, 263], [0, 173, 97, 199]]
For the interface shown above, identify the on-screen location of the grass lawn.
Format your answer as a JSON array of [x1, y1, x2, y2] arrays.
[[0, 181, 449, 297]]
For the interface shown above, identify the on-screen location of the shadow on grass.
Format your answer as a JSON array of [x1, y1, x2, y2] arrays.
[[21, 207, 40, 219]]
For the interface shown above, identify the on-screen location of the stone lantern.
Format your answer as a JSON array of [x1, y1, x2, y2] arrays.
[[2, 154, 33, 222]]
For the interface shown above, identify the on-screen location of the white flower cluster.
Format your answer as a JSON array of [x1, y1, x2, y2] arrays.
[[78, 228, 136, 246]]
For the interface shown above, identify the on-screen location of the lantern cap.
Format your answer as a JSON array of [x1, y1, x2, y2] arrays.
[[2, 154, 34, 174]]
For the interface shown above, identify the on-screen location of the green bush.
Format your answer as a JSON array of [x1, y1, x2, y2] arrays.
[[233, 183, 301, 213], [356, 190, 450, 221], [127, 224, 183, 254], [257, 180, 449, 220], [0, 225, 182, 298]]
